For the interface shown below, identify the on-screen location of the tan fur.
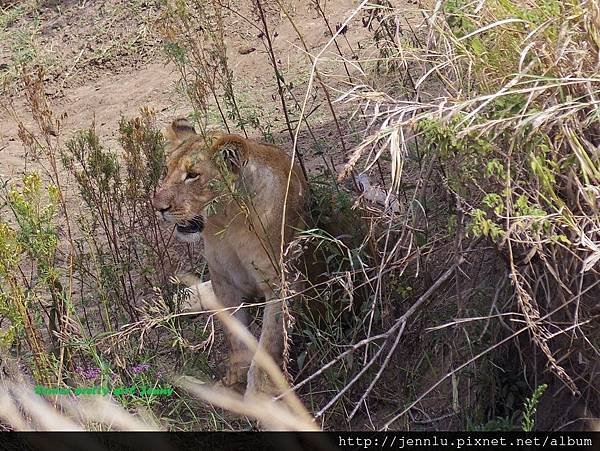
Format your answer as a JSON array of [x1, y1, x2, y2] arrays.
[[153, 118, 308, 396]]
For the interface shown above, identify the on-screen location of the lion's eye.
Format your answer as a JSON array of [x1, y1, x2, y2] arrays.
[[184, 172, 200, 183]]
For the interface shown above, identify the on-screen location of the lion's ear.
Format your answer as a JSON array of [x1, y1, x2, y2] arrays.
[[165, 118, 197, 145], [211, 135, 248, 174]]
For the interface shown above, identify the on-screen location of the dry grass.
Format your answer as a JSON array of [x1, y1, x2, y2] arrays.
[[1, 0, 599, 432]]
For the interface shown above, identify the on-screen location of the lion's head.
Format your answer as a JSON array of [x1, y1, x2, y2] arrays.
[[152, 118, 247, 243]]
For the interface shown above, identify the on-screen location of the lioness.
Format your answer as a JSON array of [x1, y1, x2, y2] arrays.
[[152, 118, 308, 395]]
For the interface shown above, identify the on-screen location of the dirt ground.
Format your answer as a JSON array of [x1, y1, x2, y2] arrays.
[[1, 0, 424, 177]]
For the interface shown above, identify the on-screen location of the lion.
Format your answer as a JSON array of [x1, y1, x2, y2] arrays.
[[152, 118, 308, 396]]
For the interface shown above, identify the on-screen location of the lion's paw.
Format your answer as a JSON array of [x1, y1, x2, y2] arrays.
[[245, 362, 278, 398], [221, 353, 250, 392]]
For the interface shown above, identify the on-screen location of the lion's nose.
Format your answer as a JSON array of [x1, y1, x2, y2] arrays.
[[151, 195, 171, 213]]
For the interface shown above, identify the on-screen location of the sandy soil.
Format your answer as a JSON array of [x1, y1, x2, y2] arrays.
[[1, 0, 424, 176]]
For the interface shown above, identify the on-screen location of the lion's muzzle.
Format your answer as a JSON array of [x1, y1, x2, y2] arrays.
[[176, 216, 204, 234]]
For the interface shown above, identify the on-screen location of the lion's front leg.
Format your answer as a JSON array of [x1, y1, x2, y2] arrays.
[[210, 279, 253, 392], [222, 328, 252, 391], [246, 295, 287, 397]]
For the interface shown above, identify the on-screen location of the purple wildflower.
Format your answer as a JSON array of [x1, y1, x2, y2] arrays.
[[131, 363, 150, 375], [75, 365, 101, 381]]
